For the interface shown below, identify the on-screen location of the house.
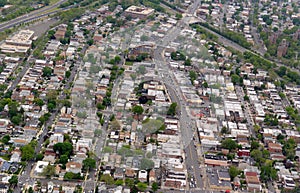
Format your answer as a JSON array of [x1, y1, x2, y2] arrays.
[[1, 162, 10, 172], [114, 167, 124, 179], [245, 171, 261, 192], [125, 168, 136, 178], [54, 24, 67, 40], [138, 170, 148, 182], [66, 162, 82, 174], [43, 149, 56, 163], [149, 169, 156, 183], [207, 167, 231, 190], [9, 150, 21, 163], [0, 183, 9, 193]]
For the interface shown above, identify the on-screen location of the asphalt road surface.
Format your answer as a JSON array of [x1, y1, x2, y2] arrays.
[[0, 0, 68, 32]]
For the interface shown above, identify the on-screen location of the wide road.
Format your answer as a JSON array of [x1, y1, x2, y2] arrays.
[[0, 0, 68, 32], [153, 1, 208, 191]]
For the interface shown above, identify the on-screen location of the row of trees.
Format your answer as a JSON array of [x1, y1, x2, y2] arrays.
[[100, 174, 159, 192]]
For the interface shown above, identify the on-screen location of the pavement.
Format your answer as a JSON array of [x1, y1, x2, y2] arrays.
[[152, 1, 210, 191]]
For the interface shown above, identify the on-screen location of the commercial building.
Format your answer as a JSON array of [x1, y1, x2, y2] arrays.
[[124, 6, 155, 19], [0, 30, 34, 54]]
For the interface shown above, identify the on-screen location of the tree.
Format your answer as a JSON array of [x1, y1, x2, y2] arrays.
[[47, 103, 56, 112], [87, 39, 94, 46], [65, 71, 71, 79], [42, 66, 52, 77], [132, 105, 144, 115], [229, 166, 240, 179], [250, 149, 263, 163], [175, 13, 182, 20], [28, 187, 34, 193], [94, 129, 102, 137], [167, 102, 177, 116], [221, 138, 237, 152], [41, 164, 56, 178], [189, 71, 198, 83], [83, 158, 96, 170], [115, 179, 124, 186], [140, 158, 154, 170], [1, 135, 10, 144], [114, 55, 121, 63], [136, 182, 148, 191], [152, 182, 159, 192], [21, 144, 35, 161], [11, 115, 22, 125], [8, 175, 18, 187], [34, 98, 44, 107], [8, 102, 18, 118], [137, 65, 146, 75], [36, 153, 44, 161], [251, 141, 260, 150], [53, 142, 73, 157], [125, 178, 135, 188], [184, 58, 191, 66], [231, 74, 240, 85], [100, 174, 114, 185], [221, 126, 229, 134], [59, 154, 69, 165], [260, 161, 277, 182]]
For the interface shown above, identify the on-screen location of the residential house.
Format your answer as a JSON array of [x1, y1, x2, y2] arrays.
[[66, 162, 82, 174]]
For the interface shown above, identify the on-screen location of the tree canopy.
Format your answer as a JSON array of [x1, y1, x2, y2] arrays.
[[167, 102, 177, 116], [132, 105, 144, 115], [83, 158, 96, 170], [221, 138, 237, 152], [53, 142, 73, 157]]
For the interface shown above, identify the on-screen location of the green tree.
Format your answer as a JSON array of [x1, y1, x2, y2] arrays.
[[114, 55, 121, 63], [189, 71, 198, 83], [1, 135, 10, 144], [251, 141, 260, 150], [53, 142, 73, 157], [260, 161, 277, 182], [125, 178, 135, 188], [184, 58, 191, 66], [221, 138, 237, 152], [137, 65, 147, 75], [167, 102, 177, 116], [21, 144, 35, 161], [175, 13, 182, 20], [231, 74, 240, 85], [100, 174, 114, 185], [115, 179, 124, 186], [59, 154, 69, 165], [8, 175, 18, 187], [152, 182, 159, 192], [132, 105, 144, 115], [41, 164, 56, 178], [83, 158, 96, 170], [42, 66, 52, 77], [11, 115, 22, 125], [229, 166, 240, 179], [28, 187, 34, 193], [47, 103, 56, 112], [221, 126, 229, 134], [36, 153, 44, 161], [140, 158, 154, 170], [136, 182, 148, 191], [87, 39, 94, 46], [250, 149, 263, 163], [34, 98, 44, 107], [65, 70, 71, 79]]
